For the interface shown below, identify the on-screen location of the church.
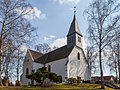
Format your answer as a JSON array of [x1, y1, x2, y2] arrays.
[[20, 12, 91, 85]]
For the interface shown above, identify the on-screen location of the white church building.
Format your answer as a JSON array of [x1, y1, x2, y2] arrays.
[[20, 13, 91, 85]]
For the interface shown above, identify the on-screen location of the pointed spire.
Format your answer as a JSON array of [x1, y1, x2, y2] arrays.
[[67, 6, 83, 37]]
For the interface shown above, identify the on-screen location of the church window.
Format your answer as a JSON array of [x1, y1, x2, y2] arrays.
[[32, 70, 35, 73], [27, 59, 29, 62], [48, 65, 51, 72], [26, 68, 29, 76], [65, 60, 68, 65], [78, 36, 81, 42], [77, 52, 80, 60]]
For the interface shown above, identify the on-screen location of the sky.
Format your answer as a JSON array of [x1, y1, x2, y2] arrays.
[[25, 0, 92, 48], [23, 0, 112, 76]]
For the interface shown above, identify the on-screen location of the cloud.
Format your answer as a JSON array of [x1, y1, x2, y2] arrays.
[[50, 37, 67, 48], [54, 0, 80, 5], [16, 6, 46, 20], [44, 35, 56, 42], [25, 7, 46, 20], [18, 44, 29, 53]]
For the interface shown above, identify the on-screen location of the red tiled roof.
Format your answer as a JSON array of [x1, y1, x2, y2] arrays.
[[91, 76, 115, 81], [29, 49, 43, 61]]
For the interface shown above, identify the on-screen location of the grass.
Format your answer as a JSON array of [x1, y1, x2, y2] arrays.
[[0, 84, 115, 90]]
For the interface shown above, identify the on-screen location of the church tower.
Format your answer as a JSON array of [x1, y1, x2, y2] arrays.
[[67, 7, 83, 48]]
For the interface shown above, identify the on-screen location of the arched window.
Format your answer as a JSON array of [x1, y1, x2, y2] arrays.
[[78, 36, 81, 42], [26, 68, 29, 76], [48, 65, 51, 72], [27, 59, 29, 62], [77, 52, 80, 60]]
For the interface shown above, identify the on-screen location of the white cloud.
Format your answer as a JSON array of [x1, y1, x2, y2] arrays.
[[18, 44, 28, 53], [32, 7, 46, 19], [25, 7, 46, 20], [44, 35, 56, 42], [54, 0, 80, 5], [50, 37, 67, 48], [16, 7, 46, 20]]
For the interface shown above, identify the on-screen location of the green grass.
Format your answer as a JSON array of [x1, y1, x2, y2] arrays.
[[0, 84, 114, 90]]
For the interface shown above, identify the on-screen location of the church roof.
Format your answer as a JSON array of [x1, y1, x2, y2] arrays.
[[35, 45, 74, 64], [29, 49, 43, 60], [67, 14, 83, 37]]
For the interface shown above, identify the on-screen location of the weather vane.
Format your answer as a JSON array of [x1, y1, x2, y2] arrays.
[[74, 6, 76, 15]]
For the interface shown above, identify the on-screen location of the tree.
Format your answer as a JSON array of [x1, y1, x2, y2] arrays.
[[27, 67, 59, 85], [107, 48, 118, 83], [85, 0, 120, 88], [107, 31, 120, 83], [86, 46, 97, 75], [0, 0, 35, 85], [35, 43, 51, 54]]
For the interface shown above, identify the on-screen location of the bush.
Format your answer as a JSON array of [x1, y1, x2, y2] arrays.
[[56, 75, 62, 83], [67, 78, 77, 84], [2, 77, 10, 86], [83, 80, 90, 83], [37, 67, 48, 73], [27, 67, 62, 85], [15, 80, 21, 86], [9, 82, 14, 86], [48, 72, 57, 82]]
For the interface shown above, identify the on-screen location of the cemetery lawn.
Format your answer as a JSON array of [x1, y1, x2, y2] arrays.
[[0, 84, 113, 90]]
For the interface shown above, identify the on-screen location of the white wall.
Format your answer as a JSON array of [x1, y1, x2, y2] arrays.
[[67, 46, 91, 81], [46, 58, 68, 82], [33, 62, 43, 71]]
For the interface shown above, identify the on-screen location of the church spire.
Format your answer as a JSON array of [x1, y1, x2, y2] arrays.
[[67, 6, 83, 48], [67, 6, 82, 37]]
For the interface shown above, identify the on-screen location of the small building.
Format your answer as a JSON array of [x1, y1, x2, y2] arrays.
[[20, 13, 91, 85], [91, 76, 115, 83]]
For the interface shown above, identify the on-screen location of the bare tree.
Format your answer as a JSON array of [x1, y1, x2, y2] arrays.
[[86, 46, 97, 75], [107, 31, 120, 83], [107, 48, 118, 83], [35, 43, 51, 54], [0, 0, 35, 85], [85, 0, 120, 88]]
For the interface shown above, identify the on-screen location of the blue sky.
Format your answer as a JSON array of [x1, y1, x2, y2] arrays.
[[26, 0, 92, 48]]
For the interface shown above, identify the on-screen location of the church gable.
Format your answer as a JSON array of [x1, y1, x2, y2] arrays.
[[68, 46, 86, 61], [67, 46, 89, 79], [29, 50, 43, 61], [24, 50, 33, 64]]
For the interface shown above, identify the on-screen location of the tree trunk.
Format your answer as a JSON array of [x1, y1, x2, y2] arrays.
[[99, 49, 104, 89], [118, 39, 120, 84], [115, 58, 118, 84], [4, 59, 9, 86], [99, 34, 104, 89], [17, 50, 20, 81], [0, 39, 3, 86]]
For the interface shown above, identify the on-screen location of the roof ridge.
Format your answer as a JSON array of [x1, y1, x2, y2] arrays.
[[29, 49, 43, 55], [46, 45, 67, 54]]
